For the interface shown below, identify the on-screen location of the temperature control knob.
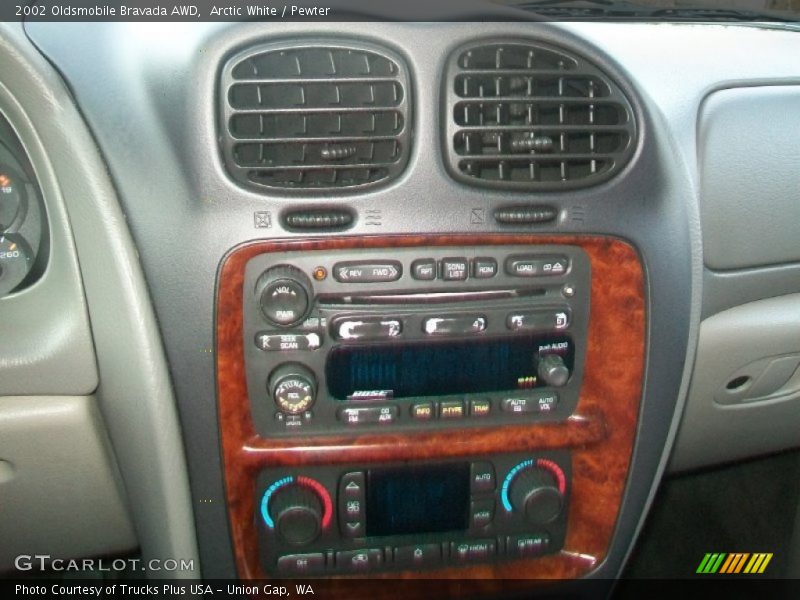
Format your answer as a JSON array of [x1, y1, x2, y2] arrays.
[[269, 484, 324, 546], [256, 265, 313, 327], [537, 354, 570, 387], [509, 466, 564, 525], [269, 364, 317, 414]]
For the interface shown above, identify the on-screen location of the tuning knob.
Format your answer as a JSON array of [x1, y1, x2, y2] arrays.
[[269, 364, 317, 415], [509, 466, 564, 525], [269, 484, 324, 546], [256, 265, 313, 327], [537, 354, 570, 387]]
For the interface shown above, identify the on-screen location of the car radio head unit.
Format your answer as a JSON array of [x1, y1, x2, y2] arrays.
[[241, 244, 590, 437]]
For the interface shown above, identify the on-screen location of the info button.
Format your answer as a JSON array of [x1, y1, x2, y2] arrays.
[[334, 261, 402, 283]]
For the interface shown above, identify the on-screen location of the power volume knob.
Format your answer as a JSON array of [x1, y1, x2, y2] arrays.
[[538, 354, 570, 387], [269, 364, 316, 415], [510, 467, 564, 525], [256, 265, 313, 327], [269, 484, 323, 546]]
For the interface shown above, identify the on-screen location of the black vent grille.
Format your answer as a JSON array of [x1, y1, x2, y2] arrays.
[[444, 41, 636, 190], [221, 42, 410, 191]]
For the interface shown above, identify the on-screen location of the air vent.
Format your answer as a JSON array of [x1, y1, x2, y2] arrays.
[[444, 41, 636, 190], [221, 41, 411, 192]]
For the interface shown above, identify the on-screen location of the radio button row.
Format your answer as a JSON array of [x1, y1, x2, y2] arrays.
[[470, 462, 496, 493], [441, 258, 469, 281], [470, 499, 495, 530], [411, 259, 437, 281], [470, 399, 492, 417], [423, 315, 486, 336], [472, 258, 498, 279], [277, 553, 326, 575], [394, 543, 442, 567], [334, 318, 402, 341], [450, 540, 497, 563], [334, 261, 402, 283], [439, 401, 465, 419], [506, 534, 550, 558], [338, 406, 398, 425], [505, 255, 569, 278], [507, 310, 570, 332], [255, 332, 321, 351], [336, 548, 383, 571], [501, 392, 559, 414]]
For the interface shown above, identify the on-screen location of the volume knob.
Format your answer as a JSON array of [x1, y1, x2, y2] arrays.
[[270, 484, 323, 546], [538, 354, 570, 387], [256, 265, 313, 327]]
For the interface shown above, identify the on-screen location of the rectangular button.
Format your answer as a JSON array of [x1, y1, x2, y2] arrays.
[[470, 461, 496, 493], [338, 406, 398, 425], [255, 332, 321, 351], [507, 310, 570, 332], [336, 548, 383, 571], [470, 499, 495, 529], [394, 543, 442, 567], [441, 258, 469, 281], [340, 497, 364, 521], [277, 553, 325, 575], [439, 401, 465, 419], [450, 540, 496, 562], [411, 259, 437, 281], [472, 257, 498, 279], [334, 318, 402, 341], [507, 534, 550, 558], [334, 261, 402, 283], [501, 392, 559, 414], [341, 520, 365, 538], [505, 255, 569, 277], [470, 399, 491, 417], [411, 403, 434, 420], [423, 316, 486, 335], [340, 472, 365, 499]]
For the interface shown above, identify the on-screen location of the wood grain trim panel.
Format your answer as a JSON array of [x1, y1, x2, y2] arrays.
[[216, 234, 645, 586]]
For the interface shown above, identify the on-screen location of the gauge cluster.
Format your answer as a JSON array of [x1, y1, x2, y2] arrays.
[[0, 114, 46, 297]]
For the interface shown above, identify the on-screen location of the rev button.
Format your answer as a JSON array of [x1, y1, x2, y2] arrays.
[[334, 261, 402, 283]]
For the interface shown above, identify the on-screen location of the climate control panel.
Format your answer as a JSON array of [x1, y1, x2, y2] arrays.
[[256, 452, 570, 576], [243, 245, 590, 437]]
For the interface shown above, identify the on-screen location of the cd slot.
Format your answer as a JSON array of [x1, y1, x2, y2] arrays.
[[318, 287, 546, 306]]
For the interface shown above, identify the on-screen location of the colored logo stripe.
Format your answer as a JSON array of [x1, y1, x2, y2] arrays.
[[720, 553, 749, 574], [744, 553, 773, 574], [697, 552, 773, 574], [697, 553, 726, 574]]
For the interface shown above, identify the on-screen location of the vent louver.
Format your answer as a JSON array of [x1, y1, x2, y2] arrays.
[[444, 41, 636, 190], [221, 42, 410, 192]]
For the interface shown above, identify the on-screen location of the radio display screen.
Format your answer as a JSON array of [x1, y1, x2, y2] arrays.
[[326, 336, 572, 400], [366, 463, 470, 536]]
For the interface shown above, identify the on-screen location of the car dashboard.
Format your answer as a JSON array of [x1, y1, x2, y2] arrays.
[[1, 10, 800, 593]]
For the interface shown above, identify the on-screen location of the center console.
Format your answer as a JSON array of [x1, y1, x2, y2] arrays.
[[216, 233, 645, 584]]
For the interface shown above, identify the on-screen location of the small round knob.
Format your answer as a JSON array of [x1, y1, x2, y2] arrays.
[[256, 265, 313, 327], [510, 467, 563, 525], [538, 354, 570, 387], [270, 484, 323, 546], [269, 364, 316, 415]]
